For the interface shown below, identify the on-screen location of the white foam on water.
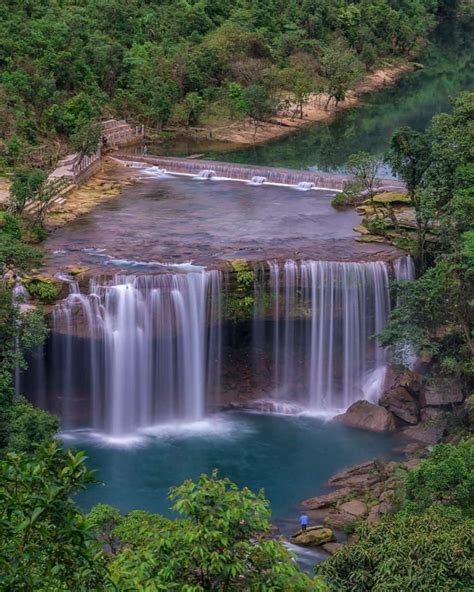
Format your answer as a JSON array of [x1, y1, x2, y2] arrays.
[[60, 414, 249, 449]]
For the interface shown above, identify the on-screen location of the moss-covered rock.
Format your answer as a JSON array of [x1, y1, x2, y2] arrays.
[[223, 260, 256, 321], [291, 526, 335, 547], [65, 265, 90, 276], [22, 275, 60, 303]]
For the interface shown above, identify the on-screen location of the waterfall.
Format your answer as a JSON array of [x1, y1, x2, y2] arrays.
[[394, 254, 415, 281], [37, 271, 221, 436], [22, 258, 403, 435], [249, 176, 267, 186], [194, 169, 216, 180], [296, 182, 315, 191], [256, 260, 391, 410]]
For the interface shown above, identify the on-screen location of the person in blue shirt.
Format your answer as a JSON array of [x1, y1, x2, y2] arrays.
[[299, 512, 309, 531]]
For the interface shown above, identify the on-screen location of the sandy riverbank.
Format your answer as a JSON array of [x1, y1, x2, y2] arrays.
[[172, 63, 419, 146]]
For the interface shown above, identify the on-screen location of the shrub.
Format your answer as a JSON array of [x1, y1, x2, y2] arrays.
[[404, 440, 474, 515], [318, 504, 473, 592], [0, 212, 22, 240], [22, 277, 59, 303], [6, 397, 58, 453], [0, 234, 42, 272]]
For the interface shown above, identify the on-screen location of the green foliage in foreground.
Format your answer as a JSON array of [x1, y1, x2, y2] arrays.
[[0, 445, 323, 591], [318, 504, 473, 592], [404, 439, 474, 515], [318, 441, 474, 591], [101, 470, 321, 591], [0, 442, 107, 591]]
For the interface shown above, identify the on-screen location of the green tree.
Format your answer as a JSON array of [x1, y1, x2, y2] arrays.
[[109, 470, 322, 590], [182, 91, 207, 128], [243, 83, 276, 137], [346, 151, 382, 209], [227, 81, 249, 118], [278, 62, 316, 119], [0, 442, 107, 590], [10, 168, 47, 215], [321, 41, 361, 108]]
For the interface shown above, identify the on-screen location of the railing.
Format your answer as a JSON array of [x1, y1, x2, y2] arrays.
[[71, 148, 102, 184]]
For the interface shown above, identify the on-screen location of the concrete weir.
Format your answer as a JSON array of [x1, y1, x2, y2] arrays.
[[115, 153, 405, 192]]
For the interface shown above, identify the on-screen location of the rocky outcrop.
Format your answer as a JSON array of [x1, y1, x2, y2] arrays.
[[393, 369, 423, 395], [321, 542, 343, 555], [367, 502, 392, 525], [328, 460, 386, 489], [290, 526, 335, 547], [380, 386, 419, 424], [323, 509, 359, 529], [301, 487, 353, 510], [334, 400, 397, 432], [464, 395, 474, 431], [339, 500, 368, 517], [420, 378, 464, 406], [401, 416, 448, 444]]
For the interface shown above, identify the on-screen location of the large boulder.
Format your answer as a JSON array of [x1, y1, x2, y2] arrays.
[[420, 406, 445, 422], [401, 416, 448, 444], [322, 542, 343, 555], [328, 460, 385, 489], [323, 510, 358, 529], [338, 500, 368, 517], [334, 400, 396, 432], [367, 502, 392, 525], [392, 370, 422, 396], [301, 487, 353, 510], [420, 378, 464, 406], [380, 386, 419, 425], [291, 526, 335, 547]]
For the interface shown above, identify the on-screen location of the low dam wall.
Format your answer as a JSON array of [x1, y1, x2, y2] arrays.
[[115, 153, 405, 192]]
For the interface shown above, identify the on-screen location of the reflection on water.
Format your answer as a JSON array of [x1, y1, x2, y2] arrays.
[[43, 175, 399, 271], [157, 20, 473, 173]]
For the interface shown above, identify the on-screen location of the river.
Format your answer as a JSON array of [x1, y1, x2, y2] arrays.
[[157, 20, 473, 173]]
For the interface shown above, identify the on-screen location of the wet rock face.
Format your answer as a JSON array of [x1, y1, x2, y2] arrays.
[[290, 526, 335, 547], [420, 378, 464, 406], [380, 386, 419, 425], [333, 400, 397, 432]]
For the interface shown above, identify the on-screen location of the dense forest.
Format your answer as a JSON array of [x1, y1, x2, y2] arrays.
[[1, 0, 471, 169]]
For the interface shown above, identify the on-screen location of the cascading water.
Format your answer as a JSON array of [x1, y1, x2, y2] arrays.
[[194, 169, 216, 180], [249, 176, 267, 186], [22, 257, 413, 435], [26, 271, 221, 437], [254, 260, 391, 410], [296, 182, 315, 191], [394, 254, 415, 281]]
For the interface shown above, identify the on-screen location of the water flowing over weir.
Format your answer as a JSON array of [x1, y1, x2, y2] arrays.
[[22, 258, 413, 438]]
